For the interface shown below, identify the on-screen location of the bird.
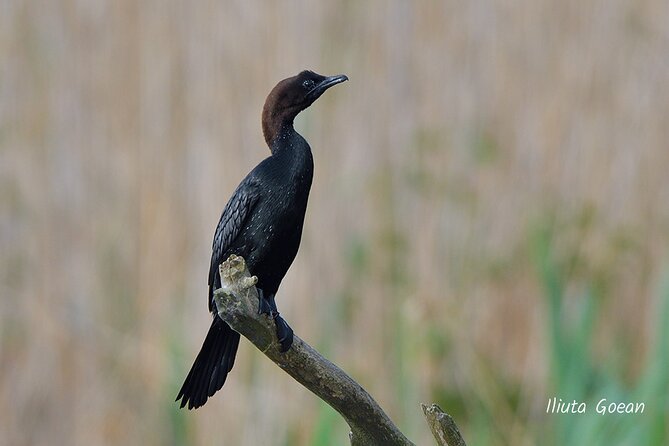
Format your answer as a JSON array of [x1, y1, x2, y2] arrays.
[[176, 70, 348, 410]]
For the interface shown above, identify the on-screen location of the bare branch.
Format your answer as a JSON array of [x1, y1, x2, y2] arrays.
[[214, 254, 466, 446], [421, 404, 467, 446]]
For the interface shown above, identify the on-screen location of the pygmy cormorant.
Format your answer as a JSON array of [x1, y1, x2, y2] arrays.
[[176, 70, 348, 409]]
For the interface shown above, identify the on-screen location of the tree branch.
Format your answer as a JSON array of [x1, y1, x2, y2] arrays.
[[214, 254, 466, 446], [421, 404, 467, 446]]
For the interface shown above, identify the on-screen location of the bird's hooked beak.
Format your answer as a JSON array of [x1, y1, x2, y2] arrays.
[[306, 74, 349, 101]]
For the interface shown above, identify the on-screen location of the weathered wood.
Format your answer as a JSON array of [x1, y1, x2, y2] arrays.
[[214, 254, 466, 446], [421, 404, 467, 446]]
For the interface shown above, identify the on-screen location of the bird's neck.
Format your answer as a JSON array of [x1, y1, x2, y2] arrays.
[[270, 126, 312, 161], [266, 124, 313, 186], [265, 122, 296, 154], [262, 100, 300, 149]]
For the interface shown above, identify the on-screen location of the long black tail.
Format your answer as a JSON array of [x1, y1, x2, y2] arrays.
[[176, 317, 240, 409]]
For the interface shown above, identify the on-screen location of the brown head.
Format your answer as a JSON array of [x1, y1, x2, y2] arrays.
[[262, 70, 348, 147]]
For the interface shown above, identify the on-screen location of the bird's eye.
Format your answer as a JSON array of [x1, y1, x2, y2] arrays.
[[302, 79, 315, 90]]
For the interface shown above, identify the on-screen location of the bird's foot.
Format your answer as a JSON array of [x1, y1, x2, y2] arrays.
[[257, 289, 272, 315], [264, 293, 293, 351], [258, 298, 272, 315], [272, 313, 294, 352]]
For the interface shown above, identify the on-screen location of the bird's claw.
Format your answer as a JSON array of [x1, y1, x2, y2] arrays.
[[273, 314, 293, 352], [258, 297, 272, 315], [257, 289, 272, 315]]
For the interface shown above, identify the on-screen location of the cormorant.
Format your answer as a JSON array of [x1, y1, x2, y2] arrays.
[[176, 70, 348, 409]]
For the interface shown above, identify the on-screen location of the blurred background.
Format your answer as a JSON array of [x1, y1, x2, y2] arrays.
[[1, 1, 668, 445]]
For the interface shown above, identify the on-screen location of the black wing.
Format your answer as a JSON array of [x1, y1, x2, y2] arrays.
[[208, 178, 259, 311]]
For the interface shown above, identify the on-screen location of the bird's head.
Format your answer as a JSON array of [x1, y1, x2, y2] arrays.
[[262, 70, 348, 146]]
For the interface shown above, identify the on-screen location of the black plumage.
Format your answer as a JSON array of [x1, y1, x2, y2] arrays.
[[176, 70, 348, 409]]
